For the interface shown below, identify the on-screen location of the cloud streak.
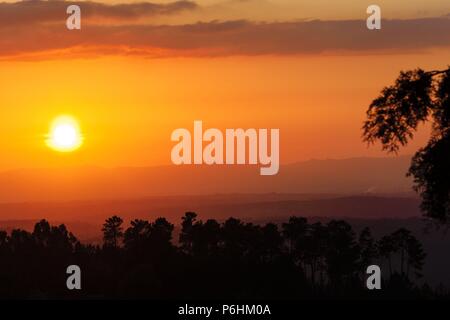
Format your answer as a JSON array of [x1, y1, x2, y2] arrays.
[[0, 1, 449, 59], [0, 0, 198, 26]]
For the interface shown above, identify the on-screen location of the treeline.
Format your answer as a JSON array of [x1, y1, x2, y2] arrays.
[[0, 213, 445, 299]]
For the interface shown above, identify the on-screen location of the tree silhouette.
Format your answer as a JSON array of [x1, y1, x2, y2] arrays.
[[260, 223, 283, 262], [378, 234, 395, 277], [377, 228, 426, 280], [390, 228, 426, 279], [179, 212, 197, 254], [391, 229, 411, 276], [363, 67, 450, 224], [406, 235, 426, 279], [102, 215, 124, 249], [9, 229, 36, 255], [0, 231, 7, 250], [199, 219, 221, 256], [282, 216, 308, 257], [147, 217, 174, 258], [358, 227, 378, 274], [33, 219, 51, 247], [409, 134, 450, 224], [33, 220, 78, 254], [221, 217, 248, 257], [123, 219, 151, 257], [325, 220, 360, 286], [0, 214, 437, 299], [306, 222, 329, 287]]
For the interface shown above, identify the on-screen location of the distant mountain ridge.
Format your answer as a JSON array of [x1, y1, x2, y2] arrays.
[[0, 194, 421, 222], [0, 156, 413, 203]]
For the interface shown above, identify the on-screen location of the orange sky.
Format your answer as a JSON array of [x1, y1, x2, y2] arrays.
[[0, 1, 449, 170]]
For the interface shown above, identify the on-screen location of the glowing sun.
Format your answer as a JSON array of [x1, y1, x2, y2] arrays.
[[46, 116, 83, 152]]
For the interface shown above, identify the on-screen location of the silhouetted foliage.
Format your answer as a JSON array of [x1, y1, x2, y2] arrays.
[[359, 227, 377, 270], [102, 215, 123, 249], [409, 134, 450, 224], [0, 214, 440, 299], [376, 228, 426, 281], [363, 67, 450, 224]]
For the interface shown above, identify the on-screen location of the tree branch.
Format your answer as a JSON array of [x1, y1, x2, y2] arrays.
[[426, 68, 450, 76]]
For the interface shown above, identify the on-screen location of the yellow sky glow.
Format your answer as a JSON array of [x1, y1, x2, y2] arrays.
[[0, 47, 448, 169]]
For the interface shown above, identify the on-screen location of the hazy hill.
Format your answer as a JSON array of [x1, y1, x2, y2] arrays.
[[0, 156, 413, 202], [0, 193, 421, 224]]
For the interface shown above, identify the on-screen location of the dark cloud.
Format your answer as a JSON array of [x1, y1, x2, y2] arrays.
[[0, 0, 198, 26], [0, 3, 449, 59]]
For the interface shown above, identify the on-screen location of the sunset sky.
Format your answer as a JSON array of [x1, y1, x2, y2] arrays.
[[0, 0, 449, 170]]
